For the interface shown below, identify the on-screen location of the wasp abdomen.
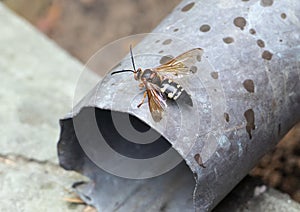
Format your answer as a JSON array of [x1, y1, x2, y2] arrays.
[[160, 79, 193, 106]]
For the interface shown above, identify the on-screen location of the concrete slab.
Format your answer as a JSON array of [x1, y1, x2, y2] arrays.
[[0, 3, 99, 163], [244, 189, 300, 212], [215, 176, 300, 212], [0, 3, 97, 211], [0, 155, 88, 212]]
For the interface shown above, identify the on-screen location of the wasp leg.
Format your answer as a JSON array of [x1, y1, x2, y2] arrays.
[[139, 82, 145, 90], [137, 91, 147, 108]]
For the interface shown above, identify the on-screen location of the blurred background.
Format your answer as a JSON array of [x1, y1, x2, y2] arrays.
[[3, 0, 300, 204], [3, 0, 180, 63]]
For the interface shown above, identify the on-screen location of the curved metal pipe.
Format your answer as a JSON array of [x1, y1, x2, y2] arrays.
[[58, 0, 300, 211]]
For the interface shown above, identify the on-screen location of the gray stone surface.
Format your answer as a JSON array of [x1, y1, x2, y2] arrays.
[[243, 189, 300, 212], [215, 176, 300, 212], [0, 3, 99, 163], [0, 155, 88, 212], [0, 3, 97, 211]]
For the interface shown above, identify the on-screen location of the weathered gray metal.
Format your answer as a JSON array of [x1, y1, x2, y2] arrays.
[[58, 0, 300, 211]]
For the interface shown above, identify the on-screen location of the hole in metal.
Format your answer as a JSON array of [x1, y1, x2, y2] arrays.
[[162, 39, 172, 45], [181, 2, 195, 12], [262, 50, 273, 60], [199, 24, 211, 32], [160, 55, 174, 64], [281, 13, 287, 19], [224, 113, 230, 122], [256, 39, 265, 48], [249, 28, 256, 35], [210, 72, 219, 79], [223, 37, 234, 44], [260, 0, 274, 7], [233, 17, 247, 30], [243, 79, 255, 93]]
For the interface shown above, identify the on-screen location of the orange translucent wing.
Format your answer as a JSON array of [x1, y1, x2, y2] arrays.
[[146, 83, 167, 122], [154, 48, 203, 78]]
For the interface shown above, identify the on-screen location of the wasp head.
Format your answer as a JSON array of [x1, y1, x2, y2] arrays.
[[134, 68, 142, 80]]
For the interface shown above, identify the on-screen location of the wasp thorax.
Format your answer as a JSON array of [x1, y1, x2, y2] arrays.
[[141, 69, 152, 80], [140, 69, 162, 85]]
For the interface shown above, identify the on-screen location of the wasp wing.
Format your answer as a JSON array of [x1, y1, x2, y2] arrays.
[[154, 48, 203, 78], [145, 82, 167, 122]]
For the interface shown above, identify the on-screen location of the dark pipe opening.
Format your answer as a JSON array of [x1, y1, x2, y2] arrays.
[[96, 109, 171, 159], [58, 107, 173, 172]]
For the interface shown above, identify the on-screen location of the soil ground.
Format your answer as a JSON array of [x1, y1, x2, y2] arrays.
[[4, 0, 300, 204]]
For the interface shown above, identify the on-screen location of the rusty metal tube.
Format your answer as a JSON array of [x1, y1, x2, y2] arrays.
[[58, 0, 300, 211]]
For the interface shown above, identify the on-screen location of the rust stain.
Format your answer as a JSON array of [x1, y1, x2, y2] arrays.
[[194, 153, 206, 168], [244, 109, 255, 139]]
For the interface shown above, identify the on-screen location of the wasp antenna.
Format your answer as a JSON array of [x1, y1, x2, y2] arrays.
[[130, 45, 137, 72], [111, 69, 134, 75]]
